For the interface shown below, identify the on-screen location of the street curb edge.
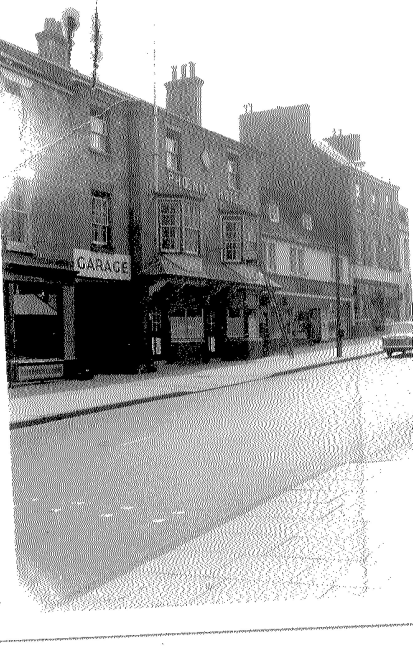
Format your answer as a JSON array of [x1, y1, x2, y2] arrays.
[[9, 350, 383, 430]]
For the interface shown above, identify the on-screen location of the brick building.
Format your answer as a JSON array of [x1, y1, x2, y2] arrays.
[[135, 64, 278, 365], [1, 19, 138, 383], [398, 205, 412, 320], [324, 131, 402, 334], [239, 106, 353, 346], [1, 14, 410, 384]]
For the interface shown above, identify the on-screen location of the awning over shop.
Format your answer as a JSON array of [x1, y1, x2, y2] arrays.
[[144, 255, 281, 290], [228, 263, 280, 290], [13, 294, 57, 316]]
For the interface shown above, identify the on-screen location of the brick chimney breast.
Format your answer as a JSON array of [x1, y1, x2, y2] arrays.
[[165, 62, 204, 126], [35, 17, 69, 67]]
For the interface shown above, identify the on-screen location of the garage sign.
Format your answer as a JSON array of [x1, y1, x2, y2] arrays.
[[74, 249, 131, 281]]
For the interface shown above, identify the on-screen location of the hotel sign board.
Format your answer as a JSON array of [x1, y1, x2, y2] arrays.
[[168, 171, 207, 194], [74, 249, 131, 281]]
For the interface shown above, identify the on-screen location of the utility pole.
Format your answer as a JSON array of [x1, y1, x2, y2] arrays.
[[334, 197, 343, 358]]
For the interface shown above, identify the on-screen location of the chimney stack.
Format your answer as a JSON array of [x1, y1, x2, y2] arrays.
[[35, 17, 70, 67], [323, 131, 362, 162], [165, 61, 204, 126]]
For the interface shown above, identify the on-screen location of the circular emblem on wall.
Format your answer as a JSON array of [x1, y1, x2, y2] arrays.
[[201, 149, 211, 170]]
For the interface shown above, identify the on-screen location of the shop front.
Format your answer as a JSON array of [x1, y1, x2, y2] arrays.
[[268, 292, 351, 349], [147, 274, 229, 365], [144, 255, 278, 365], [3, 253, 78, 384]]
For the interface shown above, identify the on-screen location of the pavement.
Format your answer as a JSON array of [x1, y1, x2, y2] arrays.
[[8, 335, 383, 428]]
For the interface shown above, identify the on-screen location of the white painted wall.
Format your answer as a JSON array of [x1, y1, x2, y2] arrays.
[[353, 265, 401, 285], [266, 240, 350, 285]]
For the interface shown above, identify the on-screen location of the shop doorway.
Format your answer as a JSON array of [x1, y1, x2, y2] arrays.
[[308, 308, 322, 343], [75, 282, 135, 374]]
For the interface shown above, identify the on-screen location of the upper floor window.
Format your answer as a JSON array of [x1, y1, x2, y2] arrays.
[[182, 202, 201, 254], [268, 203, 280, 223], [222, 218, 241, 262], [302, 213, 313, 231], [2, 175, 32, 249], [371, 192, 376, 210], [266, 240, 278, 273], [243, 216, 258, 261], [159, 199, 180, 252], [227, 155, 240, 191], [92, 191, 111, 247], [165, 131, 181, 171], [158, 199, 200, 254], [90, 110, 108, 153], [290, 245, 305, 276]]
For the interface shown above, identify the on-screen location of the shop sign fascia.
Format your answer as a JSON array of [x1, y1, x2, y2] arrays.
[[73, 249, 131, 281]]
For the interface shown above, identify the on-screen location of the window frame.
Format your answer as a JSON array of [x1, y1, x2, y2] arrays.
[[302, 213, 313, 231], [158, 198, 201, 255], [91, 191, 111, 248], [90, 109, 108, 154], [227, 155, 240, 191], [170, 307, 204, 342], [222, 217, 242, 262], [268, 203, 280, 223], [165, 129, 182, 172], [182, 202, 201, 255], [3, 175, 33, 251], [243, 216, 258, 261], [159, 199, 181, 253]]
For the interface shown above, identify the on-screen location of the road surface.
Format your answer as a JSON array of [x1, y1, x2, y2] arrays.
[[10, 353, 413, 605]]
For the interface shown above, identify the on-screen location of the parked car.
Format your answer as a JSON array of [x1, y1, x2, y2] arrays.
[[382, 321, 413, 357]]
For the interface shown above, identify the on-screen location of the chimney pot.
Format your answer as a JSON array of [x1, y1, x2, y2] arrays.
[[189, 61, 195, 77], [171, 65, 177, 81], [181, 64, 187, 78]]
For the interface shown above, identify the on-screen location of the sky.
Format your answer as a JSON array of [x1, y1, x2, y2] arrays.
[[1, 0, 412, 249]]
